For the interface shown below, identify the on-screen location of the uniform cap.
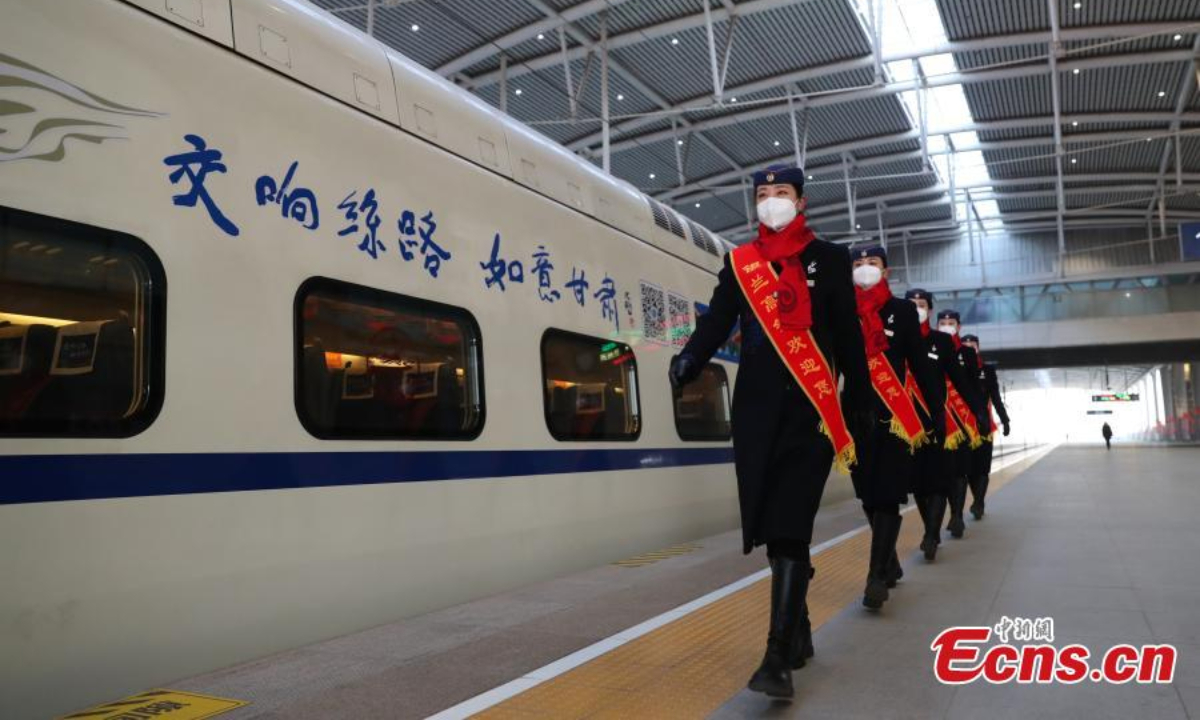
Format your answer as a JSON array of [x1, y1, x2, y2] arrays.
[[936, 309, 961, 322], [752, 164, 805, 194], [904, 288, 935, 306], [852, 245, 887, 267]]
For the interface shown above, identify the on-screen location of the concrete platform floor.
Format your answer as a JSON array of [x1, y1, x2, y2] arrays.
[[163, 445, 1200, 719], [714, 445, 1200, 720]]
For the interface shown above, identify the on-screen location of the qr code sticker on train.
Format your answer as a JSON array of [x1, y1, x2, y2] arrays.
[[641, 282, 666, 343], [668, 294, 691, 347]]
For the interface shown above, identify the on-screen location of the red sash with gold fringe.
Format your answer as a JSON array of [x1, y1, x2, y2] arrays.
[[868, 354, 927, 451], [946, 382, 982, 450], [730, 245, 856, 472], [905, 371, 965, 450]]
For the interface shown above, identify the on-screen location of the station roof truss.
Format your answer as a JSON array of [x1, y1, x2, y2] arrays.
[[312, 0, 1200, 278]]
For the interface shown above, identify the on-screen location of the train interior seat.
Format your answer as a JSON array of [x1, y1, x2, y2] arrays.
[[0, 323, 58, 421]]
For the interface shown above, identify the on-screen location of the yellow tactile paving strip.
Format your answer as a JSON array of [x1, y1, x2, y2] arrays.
[[476, 452, 1040, 720]]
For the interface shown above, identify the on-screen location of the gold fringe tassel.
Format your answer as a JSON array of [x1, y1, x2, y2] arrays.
[[819, 421, 858, 474], [944, 429, 965, 451], [888, 416, 929, 454]]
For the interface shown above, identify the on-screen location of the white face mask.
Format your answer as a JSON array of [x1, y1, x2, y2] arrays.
[[852, 264, 883, 289], [756, 197, 798, 232], [916, 306, 929, 324], [938, 323, 958, 336]]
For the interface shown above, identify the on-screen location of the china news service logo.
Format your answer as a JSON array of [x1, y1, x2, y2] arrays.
[[931, 616, 1177, 685]]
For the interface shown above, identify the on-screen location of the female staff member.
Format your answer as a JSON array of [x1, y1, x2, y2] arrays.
[[670, 165, 873, 700]]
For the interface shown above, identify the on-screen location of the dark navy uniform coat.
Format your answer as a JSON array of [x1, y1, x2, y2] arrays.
[[680, 239, 871, 553], [850, 296, 944, 508], [911, 332, 985, 496], [971, 362, 1010, 477]]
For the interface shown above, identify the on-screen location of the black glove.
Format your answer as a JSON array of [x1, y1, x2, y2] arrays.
[[926, 419, 943, 446], [668, 353, 701, 390], [1002, 421, 1011, 437], [845, 405, 878, 470]]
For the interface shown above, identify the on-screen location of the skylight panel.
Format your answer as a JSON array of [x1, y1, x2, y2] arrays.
[[950, 131, 981, 150], [919, 53, 957, 78]]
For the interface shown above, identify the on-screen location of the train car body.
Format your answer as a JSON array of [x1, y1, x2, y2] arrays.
[[0, 2, 850, 716]]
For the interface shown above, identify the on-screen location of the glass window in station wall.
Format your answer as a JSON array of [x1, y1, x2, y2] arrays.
[[541, 329, 641, 441], [673, 363, 732, 441], [295, 278, 484, 440], [0, 205, 165, 437]]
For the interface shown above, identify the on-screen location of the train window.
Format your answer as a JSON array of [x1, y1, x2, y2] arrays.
[[541, 329, 641, 441], [0, 205, 165, 437], [673, 363, 732, 442], [295, 277, 484, 440]]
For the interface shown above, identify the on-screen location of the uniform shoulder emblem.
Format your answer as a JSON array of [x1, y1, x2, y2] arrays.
[[807, 260, 817, 274], [887, 313, 895, 324]]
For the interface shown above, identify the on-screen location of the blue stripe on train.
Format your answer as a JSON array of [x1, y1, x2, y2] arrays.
[[0, 446, 735, 505]]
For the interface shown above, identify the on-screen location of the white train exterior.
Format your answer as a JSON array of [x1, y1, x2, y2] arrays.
[[0, 2, 848, 716]]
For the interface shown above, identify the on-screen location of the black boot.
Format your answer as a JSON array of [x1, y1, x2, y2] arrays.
[[791, 564, 815, 670], [923, 494, 946, 561], [885, 514, 904, 588], [972, 475, 989, 519], [947, 477, 967, 539], [748, 556, 809, 699], [968, 474, 985, 520], [863, 511, 895, 610]]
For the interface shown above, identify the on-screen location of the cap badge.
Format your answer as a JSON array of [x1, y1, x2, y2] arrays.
[[766, 172, 776, 182]]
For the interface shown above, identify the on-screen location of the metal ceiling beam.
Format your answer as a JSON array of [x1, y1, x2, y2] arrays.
[[569, 48, 1196, 154], [511, 0, 744, 175], [1047, 0, 1068, 277], [798, 198, 1200, 231], [803, 183, 1200, 221], [433, 0, 620, 77], [716, 214, 1192, 245], [657, 125, 1200, 204], [1147, 35, 1200, 228], [461, 14, 1190, 90]]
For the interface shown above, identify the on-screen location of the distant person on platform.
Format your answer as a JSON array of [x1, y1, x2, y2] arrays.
[[960, 334, 1010, 520], [670, 164, 873, 700], [849, 246, 942, 611], [1102, 422, 1113, 449]]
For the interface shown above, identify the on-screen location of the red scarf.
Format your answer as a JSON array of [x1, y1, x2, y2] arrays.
[[854, 277, 891, 357], [973, 347, 984, 368], [753, 214, 815, 330], [920, 320, 931, 338]]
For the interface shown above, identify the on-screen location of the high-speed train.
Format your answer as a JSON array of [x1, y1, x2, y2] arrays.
[[0, 1, 849, 716]]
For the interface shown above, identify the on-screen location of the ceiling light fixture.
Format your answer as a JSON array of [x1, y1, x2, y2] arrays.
[[537, 33, 545, 40], [1072, 68, 1080, 75], [617, 93, 624, 100], [695, 203, 701, 208], [671, 38, 679, 45], [649, 173, 656, 179], [410, 23, 419, 31]]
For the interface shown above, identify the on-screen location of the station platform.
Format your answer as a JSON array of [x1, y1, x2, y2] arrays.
[[154, 445, 1199, 719]]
